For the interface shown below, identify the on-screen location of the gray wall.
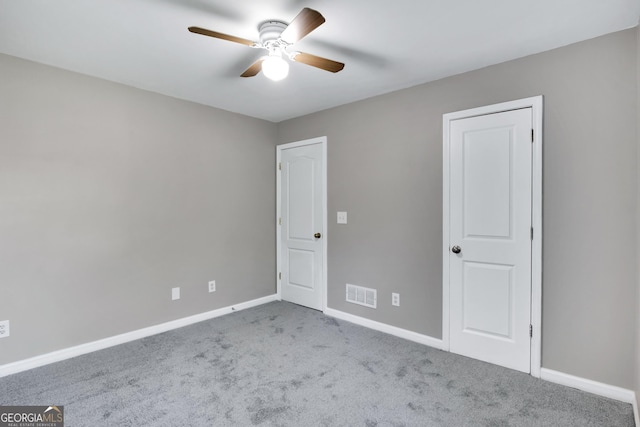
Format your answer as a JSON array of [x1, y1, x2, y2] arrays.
[[0, 54, 278, 365], [279, 29, 638, 389], [636, 23, 640, 414]]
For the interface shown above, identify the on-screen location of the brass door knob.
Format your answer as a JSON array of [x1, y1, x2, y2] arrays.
[[314, 233, 322, 239]]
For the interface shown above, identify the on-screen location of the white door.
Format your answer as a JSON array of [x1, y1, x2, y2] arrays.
[[279, 141, 325, 310], [447, 108, 532, 372]]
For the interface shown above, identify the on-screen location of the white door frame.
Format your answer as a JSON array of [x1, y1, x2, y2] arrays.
[[442, 96, 543, 377], [276, 136, 328, 311]]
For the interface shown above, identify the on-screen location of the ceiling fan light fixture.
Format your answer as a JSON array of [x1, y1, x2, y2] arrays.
[[262, 53, 289, 81], [189, 8, 345, 79]]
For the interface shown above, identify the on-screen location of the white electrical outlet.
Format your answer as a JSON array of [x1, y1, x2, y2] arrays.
[[208, 280, 216, 293], [392, 293, 400, 307], [172, 287, 180, 301], [337, 211, 348, 224], [0, 320, 10, 338]]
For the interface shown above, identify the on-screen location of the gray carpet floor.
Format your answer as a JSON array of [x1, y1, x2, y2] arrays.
[[0, 301, 635, 426]]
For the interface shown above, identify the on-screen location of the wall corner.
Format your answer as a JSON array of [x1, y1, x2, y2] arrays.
[[635, 19, 640, 422]]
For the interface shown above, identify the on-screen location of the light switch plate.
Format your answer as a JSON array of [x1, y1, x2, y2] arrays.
[[337, 211, 347, 224], [172, 287, 180, 300]]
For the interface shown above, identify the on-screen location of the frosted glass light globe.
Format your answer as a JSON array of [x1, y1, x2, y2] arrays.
[[262, 55, 289, 81]]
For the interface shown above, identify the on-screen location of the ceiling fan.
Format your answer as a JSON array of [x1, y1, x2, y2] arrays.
[[188, 7, 345, 81]]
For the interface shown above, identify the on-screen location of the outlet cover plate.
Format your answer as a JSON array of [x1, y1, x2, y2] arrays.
[[0, 320, 10, 338], [208, 280, 216, 293], [337, 211, 347, 224], [172, 287, 180, 300], [392, 293, 400, 307]]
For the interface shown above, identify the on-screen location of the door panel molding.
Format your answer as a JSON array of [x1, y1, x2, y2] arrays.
[[276, 137, 328, 311], [443, 96, 543, 377]]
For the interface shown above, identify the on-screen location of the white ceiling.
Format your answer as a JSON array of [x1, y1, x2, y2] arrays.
[[1, 0, 638, 122]]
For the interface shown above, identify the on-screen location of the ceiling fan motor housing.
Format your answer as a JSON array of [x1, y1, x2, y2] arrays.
[[259, 21, 287, 45]]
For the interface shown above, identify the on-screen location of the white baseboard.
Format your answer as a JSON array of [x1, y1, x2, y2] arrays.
[[324, 307, 445, 350], [540, 368, 637, 405], [541, 368, 639, 423], [0, 294, 278, 378]]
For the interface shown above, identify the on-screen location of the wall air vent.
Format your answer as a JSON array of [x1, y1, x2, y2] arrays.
[[346, 284, 377, 309]]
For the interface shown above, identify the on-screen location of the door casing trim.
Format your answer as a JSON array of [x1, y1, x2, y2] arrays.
[[442, 96, 543, 377], [276, 136, 328, 312]]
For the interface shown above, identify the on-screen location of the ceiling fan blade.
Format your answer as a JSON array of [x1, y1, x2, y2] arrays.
[[188, 26, 257, 47], [280, 8, 325, 44], [240, 58, 265, 77], [293, 52, 345, 73]]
